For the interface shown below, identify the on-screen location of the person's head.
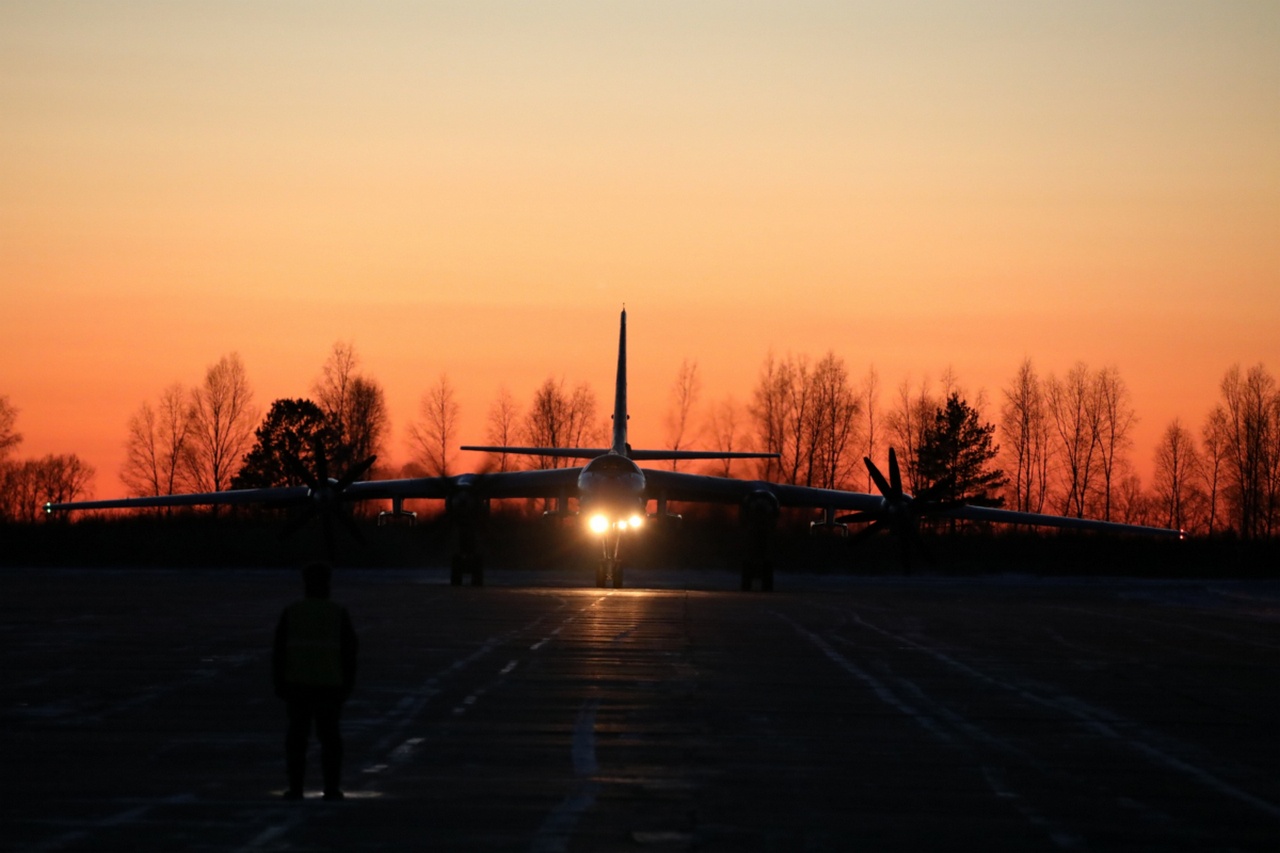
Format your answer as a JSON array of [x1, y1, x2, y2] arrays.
[[302, 562, 332, 599]]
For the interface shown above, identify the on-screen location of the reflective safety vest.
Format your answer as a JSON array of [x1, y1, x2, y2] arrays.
[[283, 599, 345, 687]]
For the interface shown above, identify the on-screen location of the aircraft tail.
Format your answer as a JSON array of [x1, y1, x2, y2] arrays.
[[461, 308, 778, 464], [612, 308, 628, 454]]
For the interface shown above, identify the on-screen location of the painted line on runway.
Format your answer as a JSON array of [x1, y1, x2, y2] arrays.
[[845, 609, 1280, 822], [531, 594, 611, 651], [27, 795, 198, 853], [786, 607, 1125, 846], [1051, 602, 1280, 652], [367, 593, 610, 768], [777, 613, 955, 744], [528, 596, 636, 852], [530, 699, 601, 853]]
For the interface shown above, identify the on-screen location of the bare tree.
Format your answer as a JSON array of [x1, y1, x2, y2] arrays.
[[1046, 362, 1101, 518], [567, 382, 602, 449], [407, 374, 460, 477], [748, 352, 860, 488], [185, 353, 257, 495], [523, 378, 571, 470], [860, 366, 881, 493], [805, 352, 860, 489], [1094, 365, 1137, 521], [313, 341, 359, 445], [1152, 418, 1202, 533], [344, 376, 389, 467], [0, 395, 20, 463], [665, 358, 702, 470], [1001, 359, 1052, 513], [1218, 363, 1278, 538], [780, 355, 813, 485], [1200, 406, 1229, 535], [885, 375, 936, 493], [3, 455, 95, 521], [0, 401, 94, 521], [121, 383, 192, 498], [1114, 473, 1153, 527], [748, 353, 788, 482], [312, 342, 388, 471], [484, 386, 521, 472], [521, 378, 601, 469], [708, 396, 744, 477]]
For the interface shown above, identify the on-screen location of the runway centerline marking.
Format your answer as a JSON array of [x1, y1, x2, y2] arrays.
[[530, 699, 600, 853]]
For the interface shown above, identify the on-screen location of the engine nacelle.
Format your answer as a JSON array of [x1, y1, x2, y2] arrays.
[[740, 489, 781, 529]]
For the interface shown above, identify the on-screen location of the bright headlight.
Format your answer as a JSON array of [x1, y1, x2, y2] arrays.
[[628, 513, 644, 529], [588, 514, 610, 534]]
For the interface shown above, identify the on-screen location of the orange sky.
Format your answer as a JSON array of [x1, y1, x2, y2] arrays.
[[3, 2, 1277, 494]]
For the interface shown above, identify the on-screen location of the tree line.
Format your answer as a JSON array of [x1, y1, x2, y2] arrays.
[[3, 347, 1277, 540], [0, 395, 95, 521]]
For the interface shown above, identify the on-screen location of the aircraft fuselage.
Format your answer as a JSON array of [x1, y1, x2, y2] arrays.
[[578, 452, 647, 533]]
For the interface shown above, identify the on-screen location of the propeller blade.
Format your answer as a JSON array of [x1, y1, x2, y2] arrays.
[[336, 455, 377, 491], [285, 452, 320, 491], [864, 457, 893, 498], [898, 528, 914, 573], [320, 513, 337, 557], [850, 519, 886, 543], [835, 510, 877, 525], [278, 444, 374, 557], [336, 509, 367, 546], [281, 504, 318, 539], [888, 447, 902, 497], [314, 438, 330, 484]]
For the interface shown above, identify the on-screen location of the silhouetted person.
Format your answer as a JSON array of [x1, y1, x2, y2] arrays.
[[273, 562, 358, 800]]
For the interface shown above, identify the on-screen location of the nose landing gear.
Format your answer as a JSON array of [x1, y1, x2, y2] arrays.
[[595, 528, 624, 588]]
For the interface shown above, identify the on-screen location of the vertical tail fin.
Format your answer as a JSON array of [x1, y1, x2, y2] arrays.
[[613, 308, 628, 455]]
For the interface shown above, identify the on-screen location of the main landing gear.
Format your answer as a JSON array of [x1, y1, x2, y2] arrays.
[[450, 552, 484, 587], [739, 490, 780, 592], [450, 523, 485, 587], [740, 556, 774, 592]]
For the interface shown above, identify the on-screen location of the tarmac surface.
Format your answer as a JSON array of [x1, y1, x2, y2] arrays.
[[3, 564, 1279, 851]]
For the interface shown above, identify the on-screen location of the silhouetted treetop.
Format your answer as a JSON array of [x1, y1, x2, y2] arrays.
[[233, 398, 331, 490], [917, 392, 1007, 509]]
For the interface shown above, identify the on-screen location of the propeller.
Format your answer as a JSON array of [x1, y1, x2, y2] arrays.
[[836, 448, 965, 572], [282, 440, 377, 556]]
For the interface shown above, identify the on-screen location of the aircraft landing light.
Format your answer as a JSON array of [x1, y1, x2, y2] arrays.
[[587, 513, 646, 534]]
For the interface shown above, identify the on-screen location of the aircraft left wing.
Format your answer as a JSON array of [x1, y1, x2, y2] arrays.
[[936, 503, 1183, 538], [641, 468, 1183, 538]]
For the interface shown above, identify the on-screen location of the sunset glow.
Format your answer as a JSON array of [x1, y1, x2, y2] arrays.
[[3, 2, 1277, 495]]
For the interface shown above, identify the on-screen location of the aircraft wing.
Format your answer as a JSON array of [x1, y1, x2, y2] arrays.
[[641, 469, 1182, 537], [46, 486, 312, 513], [342, 468, 583, 502], [642, 469, 885, 512], [939, 504, 1183, 537], [47, 467, 587, 514]]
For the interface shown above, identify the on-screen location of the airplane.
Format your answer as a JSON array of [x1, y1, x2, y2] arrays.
[[46, 309, 1182, 590]]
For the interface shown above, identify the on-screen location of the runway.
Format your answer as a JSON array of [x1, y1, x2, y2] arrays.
[[3, 566, 1278, 851]]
